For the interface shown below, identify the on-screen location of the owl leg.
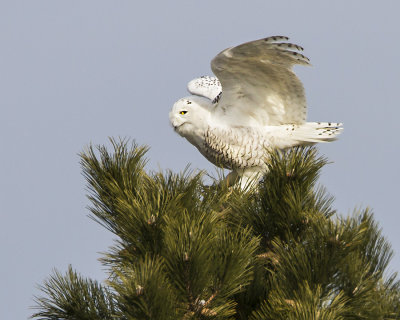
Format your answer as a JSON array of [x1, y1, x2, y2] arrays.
[[236, 168, 263, 190], [222, 169, 263, 190], [224, 171, 239, 187]]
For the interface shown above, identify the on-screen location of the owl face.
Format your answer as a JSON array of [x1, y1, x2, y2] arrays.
[[169, 96, 211, 133], [169, 98, 194, 129]]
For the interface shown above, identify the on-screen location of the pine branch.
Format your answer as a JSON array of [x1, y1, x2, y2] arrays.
[[251, 282, 350, 320], [32, 266, 118, 320], [80, 137, 149, 234], [110, 255, 178, 320]]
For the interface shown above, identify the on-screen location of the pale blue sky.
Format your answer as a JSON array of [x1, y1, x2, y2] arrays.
[[1, 1, 400, 318]]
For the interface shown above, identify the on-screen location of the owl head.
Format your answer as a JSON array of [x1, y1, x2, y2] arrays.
[[169, 96, 211, 137]]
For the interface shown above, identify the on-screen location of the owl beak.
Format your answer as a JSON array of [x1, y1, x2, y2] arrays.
[[170, 122, 178, 131], [170, 118, 179, 130]]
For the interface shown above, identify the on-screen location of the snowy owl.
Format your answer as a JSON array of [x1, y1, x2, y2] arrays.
[[169, 36, 342, 188]]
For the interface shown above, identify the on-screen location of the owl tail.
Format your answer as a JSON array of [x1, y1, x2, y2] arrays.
[[274, 122, 343, 147], [291, 122, 343, 144]]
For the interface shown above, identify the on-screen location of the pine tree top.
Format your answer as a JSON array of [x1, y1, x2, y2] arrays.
[[32, 139, 400, 320]]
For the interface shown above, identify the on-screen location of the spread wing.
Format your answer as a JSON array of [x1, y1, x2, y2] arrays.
[[211, 36, 310, 127], [187, 76, 222, 103]]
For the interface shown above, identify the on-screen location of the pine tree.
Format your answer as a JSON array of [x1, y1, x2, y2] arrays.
[[32, 139, 400, 319]]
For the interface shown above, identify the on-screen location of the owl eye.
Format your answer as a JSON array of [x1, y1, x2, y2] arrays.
[[180, 111, 187, 115]]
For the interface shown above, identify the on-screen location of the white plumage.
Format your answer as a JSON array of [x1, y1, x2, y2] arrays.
[[169, 36, 342, 188]]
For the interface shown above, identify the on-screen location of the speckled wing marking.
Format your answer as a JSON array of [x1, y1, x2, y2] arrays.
[[187, 76, 222, 102], [203, 126, 268, 169], [211, 36, 310, 127]]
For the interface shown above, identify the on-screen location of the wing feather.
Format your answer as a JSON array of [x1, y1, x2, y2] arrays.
[[211, 36, 310, 126], [187, 76, 222, 102]]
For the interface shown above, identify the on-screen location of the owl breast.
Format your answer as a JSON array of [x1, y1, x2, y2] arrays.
[[201, 126, 269, 169]]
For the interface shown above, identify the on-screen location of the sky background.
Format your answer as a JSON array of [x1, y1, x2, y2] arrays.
[[1, 1, 400, 318]]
